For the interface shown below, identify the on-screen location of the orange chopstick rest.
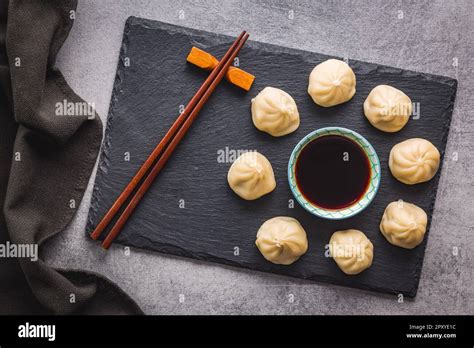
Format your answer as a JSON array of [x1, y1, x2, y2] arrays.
[[187, 46, 255, 91]]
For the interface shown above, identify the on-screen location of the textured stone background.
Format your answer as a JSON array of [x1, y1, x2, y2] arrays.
[[43, 0, 474, 314]]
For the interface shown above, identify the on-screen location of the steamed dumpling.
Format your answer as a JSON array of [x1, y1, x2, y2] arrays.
[[251, 87, 300, 136], [380, 200, 427, 249], [364, 85, 412, 132], [255, 216, 308, 265], [227, 151, 276, 200], [308, 59, 356, 107], [389, 138, 440, 185], [329, 229, 373, 275]]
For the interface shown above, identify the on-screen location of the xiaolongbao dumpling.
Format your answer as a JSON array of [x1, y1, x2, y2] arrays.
[[308, 59, 356, 107], [227, 151, 276, 200], [329, 229, 373, 275], [380, 200, 427, 249], [255, 216, 308, 265], [251, 87, 300, 137], [389, 138, 440, 185], [364, 85, 412, 132]]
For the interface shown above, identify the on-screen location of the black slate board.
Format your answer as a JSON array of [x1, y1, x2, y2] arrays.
[[87, 17, 457, 297]]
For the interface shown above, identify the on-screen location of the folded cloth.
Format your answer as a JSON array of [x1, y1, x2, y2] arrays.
[[0, 0, 142, 314]]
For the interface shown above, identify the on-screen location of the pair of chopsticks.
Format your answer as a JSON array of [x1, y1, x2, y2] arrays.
[[90, 31, 250, 249]]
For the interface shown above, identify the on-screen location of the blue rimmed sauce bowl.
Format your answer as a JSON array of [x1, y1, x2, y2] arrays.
[[288, 127, 381, 220]]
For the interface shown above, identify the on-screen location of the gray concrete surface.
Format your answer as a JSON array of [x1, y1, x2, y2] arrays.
[[42, 0, 474, 314]]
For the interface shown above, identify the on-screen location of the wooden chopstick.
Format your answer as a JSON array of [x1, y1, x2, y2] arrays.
[[90, 32, 249, 249], [90, 31, 246, 242], [101, 33, 249, 249]]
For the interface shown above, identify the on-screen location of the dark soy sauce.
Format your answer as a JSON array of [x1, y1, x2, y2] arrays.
[[295, 135, 371, 209]]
